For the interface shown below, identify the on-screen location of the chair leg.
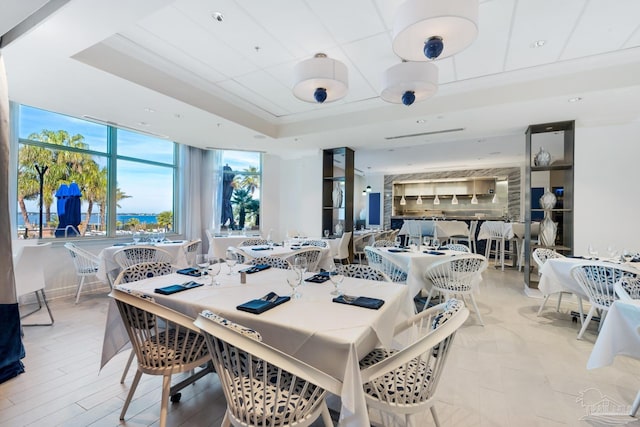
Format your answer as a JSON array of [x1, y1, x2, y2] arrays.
[[320, 402, 332, 426], [120, 349, 135, 383], [500, 238, 505, 271], [159, 374, 171, 427], [537, 295, 551, 316], [120, 369, 142, 420], [430, 406, 441, 427], [222, 411, 232, 427], [423, 288, 436, 311], [75, 276, 86, 304], [556, 292, 563, 312], [577, 295, 585, 327], [469, 293, 484, 326], [577, 306, 596, 340], [630, 389, 640, 416]]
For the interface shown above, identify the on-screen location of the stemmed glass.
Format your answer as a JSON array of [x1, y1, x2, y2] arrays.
[[132, 231, 141, 244], [328, 264, 344, 296], [294, 256, 308, 279], [286, 268, 302, 299], [588, 244, 598, 259], [324, 229, 330, 239], [209, 259, 222, 286], [225, 251, 238, 275]]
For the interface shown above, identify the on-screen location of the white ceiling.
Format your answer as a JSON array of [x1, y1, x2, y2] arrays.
[[2, 0, 640, 175]]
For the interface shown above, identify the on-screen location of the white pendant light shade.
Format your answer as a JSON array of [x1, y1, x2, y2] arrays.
[[451, 194, 459, 205], [293, 53, 348, 103], [392, 0, 479, 62], [400, 195, 407, 205], [471, 194, 478, 204], [492, 193, 499, 204], [433, 194, 440, 205], [416, 195, 423, 204], [381, 61, 438, 106]]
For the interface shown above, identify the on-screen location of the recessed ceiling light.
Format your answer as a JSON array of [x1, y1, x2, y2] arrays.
[[137, 121, 149, 126], [531, 40, 546, 48], [489, 151, 500, 155], [416, 119, 426, 124], [212, 12, 223, 22], [568, 97, 582, 103], [254, 134, 266, 139], [144, 108, 155, 113], [174, 113, 181, 119]]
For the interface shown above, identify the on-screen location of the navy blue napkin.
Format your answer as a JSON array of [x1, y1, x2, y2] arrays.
[[237, 292, 290, 314], [388, 248, 409, 253], [332, 295, 384, 310], [567, 255, 585, 259], [305, 273, 330, 283], [177, 267, 202, 277], [155, 281, 203, 295], [424, 250, 445, 255], [252, 247, 273, 251], [239, 264, 271, 274]]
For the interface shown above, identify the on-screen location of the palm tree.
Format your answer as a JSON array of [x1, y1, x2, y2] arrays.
[[239, 167, 260, 195], [231, 188, 259, 229], [126, 217, 140, 230], [156, 211, 173, 231]]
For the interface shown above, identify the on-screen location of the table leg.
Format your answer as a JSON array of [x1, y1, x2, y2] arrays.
[[631, 389, 640, 416]]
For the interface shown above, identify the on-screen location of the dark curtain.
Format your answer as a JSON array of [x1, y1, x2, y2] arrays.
[[0, 53, 25, 383]]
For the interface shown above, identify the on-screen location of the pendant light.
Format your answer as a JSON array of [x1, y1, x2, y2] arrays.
[[400, 195, 407, 205], [416, 194, 423, 204], [451, 194, 459, 205], [433, 194, 440, 205], [471, 180, 478, 204], [492, 193, 499, 204]]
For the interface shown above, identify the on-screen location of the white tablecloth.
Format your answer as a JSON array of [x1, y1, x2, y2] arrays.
[[588, 299, 640, 369], [96, 241, 189, 283], [237, 244, 334, 272], [290, 237, 340, 258], [103, 268, 411, 427], [538, 257, 594, 299], [209, 235, 251, 259], [477, 221, 515, 241], [398, 220, 469, 240], [377, 247, 470, 298]]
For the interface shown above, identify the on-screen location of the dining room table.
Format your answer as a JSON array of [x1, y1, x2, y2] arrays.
[[236, 243, 334, 271], [208, 235, 253, 259], [96, 240, 190, 284], [587, 298, 640, 416], [101, 265, 412, 427]]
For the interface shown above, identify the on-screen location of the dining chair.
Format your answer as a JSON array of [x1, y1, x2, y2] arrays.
[[64, 242, 103, 304], [353, 233, 373, 264], [181, 239, 201, 267], [111, 289, 212, 427], [194, 310, 342, 427], [445, 243, 471, 252], [286, 247, 323, 272], [359, 299, 469, 427], [303, 239, 328, 248], [423, 254, 488, 325], [113, 245, 174, 269], [571, 263, 639, 339], [335, 231, 352, 264], [364, 247, 407, 283], [15, 242, 54, 326], [338, 264, 390, 282], [615, 277, 640, 300], [372, 239, 396, 248], [113, 261, 175, 384], [481, 221, 509, 270], [250, 256, 291, 270], [533, 248, 569, 316], [239, 238, 269, 246]]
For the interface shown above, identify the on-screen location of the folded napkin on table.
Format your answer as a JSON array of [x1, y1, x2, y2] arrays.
[[566, 255, 586, 259], [424, 250, 445, 255], [112, 243, 127, 246], [237, 292, 290, 314], [155, 281, 203, 295], [388, 248, 409, 253], [305, 273, 331, 283], [252, 247, 273, 251], [177, 267, 202, 277], [631, 257, 640, 263], [332, 295, 385, 310], [239, 264, 271, 274]]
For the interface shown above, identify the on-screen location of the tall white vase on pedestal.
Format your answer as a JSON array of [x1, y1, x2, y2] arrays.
[[539, 188, 557, 246]]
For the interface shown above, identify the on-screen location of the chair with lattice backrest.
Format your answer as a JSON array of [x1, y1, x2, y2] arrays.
[[239, 238, 269, 247], [372, 239, 396, 248], [113, 245, 174, 270], [250, 256, 291, 270], [445, 243, 471, 253], [111, 289, 212, 427], [423, 254, 488, 325], [571, 263, 639, 339], [364, 247, 407, 283], [359, 299, 469, 427], [113, 261, 175, 384], [304, 239, 328, 248], [285, 247, 324, 272], [194, 311, 342, 427], [15, 243, 54, 325], [615, 277, 640, 300], [181, 239, 201, 268], [533, 248, 571, 316], [64, 242, 104, 304], [338, 264, 390, 282]]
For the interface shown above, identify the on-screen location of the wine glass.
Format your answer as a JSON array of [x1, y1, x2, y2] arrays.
[[209, 259, 222, 286], [286, 268, 302, 299], [328, 265, 345, 296], [324, 229, 330, 239], [197, 254, 210, 272], [588, 244, 598, 259], [225, 251, 238, 275], [132, 231, 141, 244], [394, 236, 402, 248], [294, 256, 308, 278], [607, 244, 618, 259]]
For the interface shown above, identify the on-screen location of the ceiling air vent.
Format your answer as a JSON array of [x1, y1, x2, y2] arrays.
[[385, 127, 465, 140]]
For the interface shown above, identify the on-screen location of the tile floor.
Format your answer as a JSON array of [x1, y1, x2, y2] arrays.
[[1, 266, 639, 426]]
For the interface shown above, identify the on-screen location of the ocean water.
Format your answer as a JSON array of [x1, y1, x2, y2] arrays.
[[17, 212, 158, 227]]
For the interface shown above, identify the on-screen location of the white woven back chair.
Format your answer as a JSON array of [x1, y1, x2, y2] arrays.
[[304, 239, 328, 248], [372, 239, 396, 248], [338, 264, 390, 282], [16, 243, 54, 325], [228, 246, 253, 265], [250, 256, 291, 270], [112, 289, 212, 427], [181, 239, 201, 267], [423, 254, 488, 325], [64, 242, 103, 304], [571, 263, 639, 339], [616, 277, 640, 300], [353, 233, 374, 263], [481, 221, 509, 270], [445, 243, 471, 252], [286, 247, 323, 272], [239, 238, 269, 247], [359, 299, 469, 427], [533, 248, 569, 316], [365, 247, 407, 283], [113, 245, 173, 269], [335, 231, 352, 263], [194, 311, 342, 427]]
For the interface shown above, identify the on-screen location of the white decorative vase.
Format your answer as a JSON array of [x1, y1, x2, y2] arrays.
[[332, 183, 343, 208], [539, 188, 557, 210], [334, 222, 343, 236], [539, 188, 557, 246], [534, 147, 552, 167]]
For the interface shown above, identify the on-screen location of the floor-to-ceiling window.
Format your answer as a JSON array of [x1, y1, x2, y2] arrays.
[[217, 150, 261, 232], [16, 105, 177, 239]]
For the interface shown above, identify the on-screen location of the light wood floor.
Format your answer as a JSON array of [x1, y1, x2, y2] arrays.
[[2, 266, 640, 426]]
